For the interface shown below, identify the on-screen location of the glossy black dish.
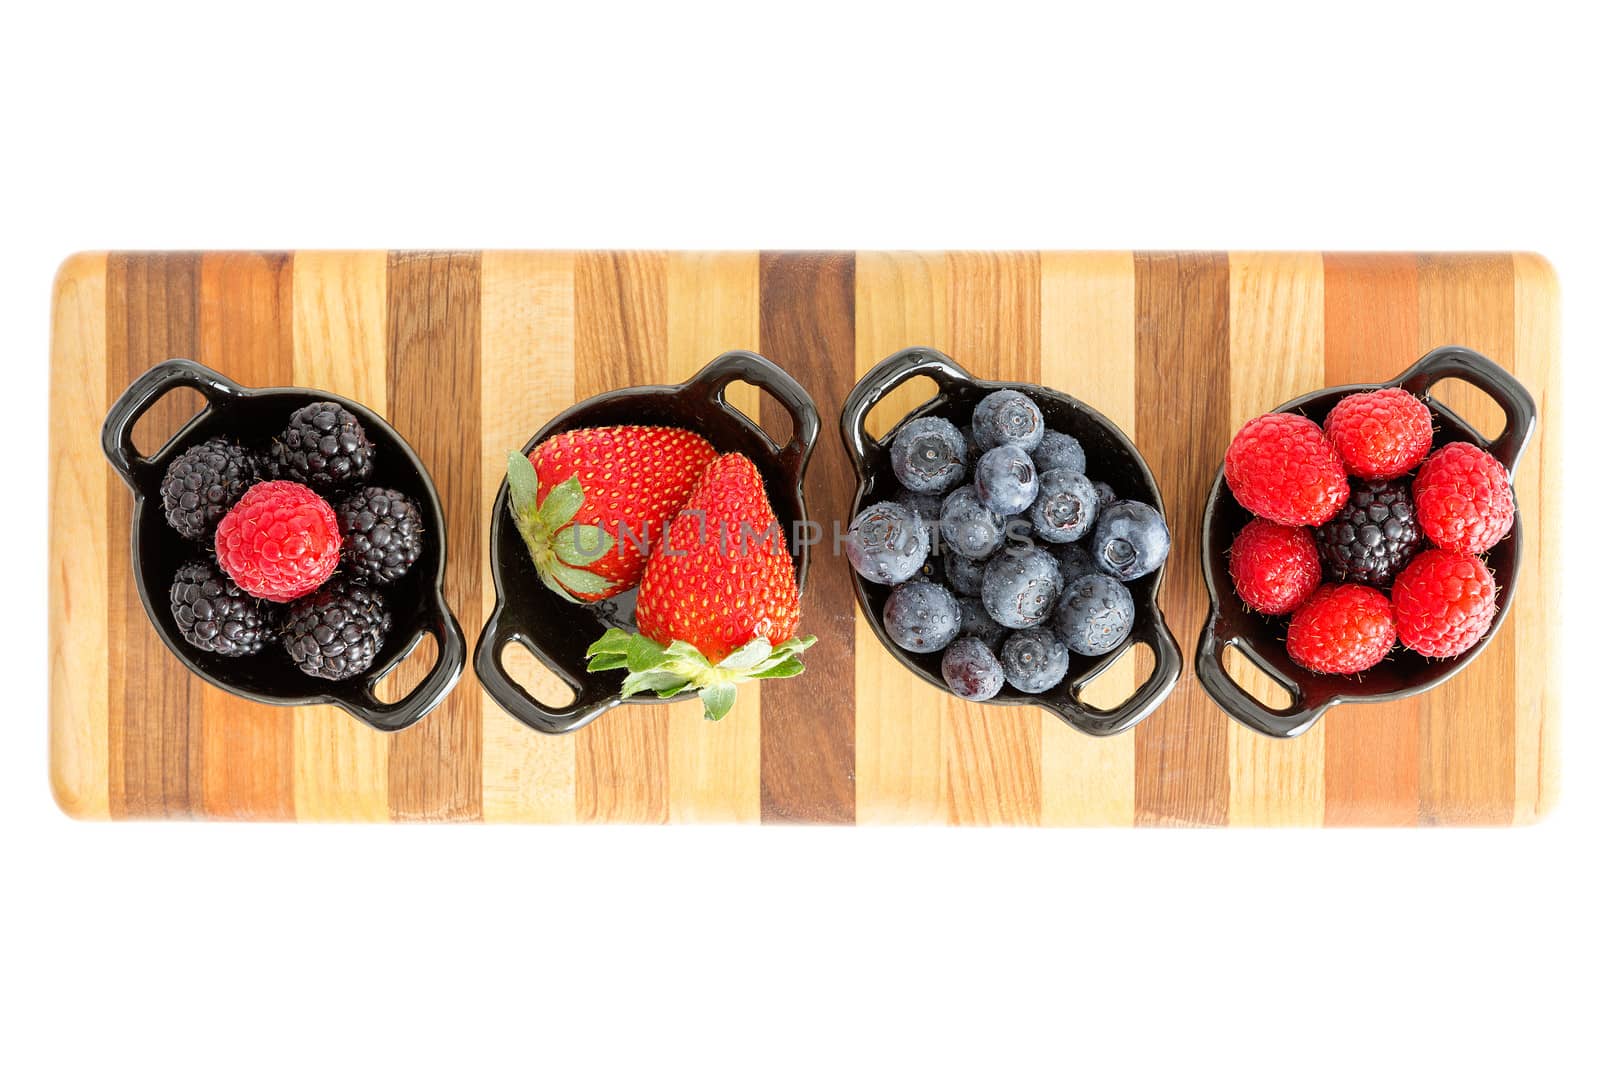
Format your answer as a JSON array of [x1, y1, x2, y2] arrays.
[[841, 347, 1182, 738], [101, 359, 466, 732], [1197, 346, 1537, 739], [475, 350, 819, 735]]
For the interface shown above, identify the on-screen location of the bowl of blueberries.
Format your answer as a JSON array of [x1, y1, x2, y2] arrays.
[[840, 347, 1181, 737]]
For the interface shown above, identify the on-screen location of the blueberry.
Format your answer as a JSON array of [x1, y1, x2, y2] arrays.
[[1001, 517, 1036, 553], [1033, 430, 1086, 474], [981, 546, 1061, 629], [940, 486, 1004, 560], [956, 596, 1006, 648], [890, 415, 967, 494], [941, 637, 1005, 701], [1091, 500, 1170, 581], [1054, 573, 1136, 656], [893, 488, 944, 529], [1028, 467, 1099, 545], [1000, 627, 1071, 694], [972, 389, 1045, 453], [1048, 541, 1098, 585], [846, 501, 929, 585], [944, 550, 987, 596], [974, 445, 1038, 516], [1092, 481, 1117, 509], [960, 424, 979, 460], [883, 581, 961, 654]]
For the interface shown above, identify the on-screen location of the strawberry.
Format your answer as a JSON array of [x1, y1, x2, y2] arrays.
[[506, 425, 716, 602], [586, 452, 814, 720]]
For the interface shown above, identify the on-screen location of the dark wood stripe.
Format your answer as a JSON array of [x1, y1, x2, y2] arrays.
[[1133, 252, 1231, 826], [105, 253, 204, 818], [385, 252, 483, 821], [756, 251, 857, 824], [1417, 254, 1518, 825], [573, 251, 671, 823], [1321, 254, 1423, 826], [196, 252, 297, 819]]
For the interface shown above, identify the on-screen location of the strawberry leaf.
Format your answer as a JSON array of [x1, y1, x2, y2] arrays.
[[749, 658, 805, 680], [621, 669, 686, 699], [700, 684, 737, 721], [507, 451, 540, 516], [716, 637, 773, 672], [545, 560, 616, 597], [538, 476, 585, 530], [587, 629, 636, 657], [553, 523, 614, 566], [627, 641, 670, 674], [586, 652, 628, 673]]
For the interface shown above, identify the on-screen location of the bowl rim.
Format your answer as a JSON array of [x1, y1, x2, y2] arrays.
[[101, 358, 466, 732], [841, 345, 1182, 738], [1195, 344, 1537, 738]]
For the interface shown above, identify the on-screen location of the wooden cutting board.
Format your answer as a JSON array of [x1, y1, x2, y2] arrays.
[[48, 251, 1560, 825]]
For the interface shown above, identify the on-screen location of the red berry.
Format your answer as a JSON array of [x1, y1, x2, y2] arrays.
[[1228, 518, 1321, 615], [1412, 442, 1515, 555], [215, 480, 341, 603], [1286, 583, 1396, 675], [1323, 387, 1434, 479], [1224, 413, 1350, 526], [1392, 548, 1497, 658]]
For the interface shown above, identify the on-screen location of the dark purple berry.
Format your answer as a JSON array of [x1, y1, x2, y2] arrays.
[[942, 637, 1004, 700]]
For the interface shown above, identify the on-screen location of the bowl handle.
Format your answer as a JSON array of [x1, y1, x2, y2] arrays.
[[474, 606, 622, 735], [338, 589, 467, 732], [101, 358, 245, 490], [1399, 345, 1538, 475], [1194, 614, 1334, 739], [1054, 605, 1184, 736], [840, 346, 974, 480], [682, 350, 821, 483]]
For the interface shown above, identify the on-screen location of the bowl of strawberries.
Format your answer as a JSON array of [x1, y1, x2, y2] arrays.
[[1197, 345, 1537, 738], [475, 350, 820, 734]]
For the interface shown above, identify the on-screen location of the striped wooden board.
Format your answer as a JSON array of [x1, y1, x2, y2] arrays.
[[48, 251, 1560, 825]]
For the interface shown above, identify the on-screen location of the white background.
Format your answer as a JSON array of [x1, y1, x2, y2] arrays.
[[4, 2, 1595, 1064]]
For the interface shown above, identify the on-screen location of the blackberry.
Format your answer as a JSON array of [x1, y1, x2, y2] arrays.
[[269, 401, 375, 488], [169, 560, 269, 657], [282, 579, 393, 681], [159, 437, 257, 541], [1313, 478, 1422, 587], [336, 487, 425, 585]]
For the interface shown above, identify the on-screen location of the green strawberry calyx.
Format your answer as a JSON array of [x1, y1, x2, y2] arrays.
[[585, 628, 819, 721], [506, 450, 618, 603]]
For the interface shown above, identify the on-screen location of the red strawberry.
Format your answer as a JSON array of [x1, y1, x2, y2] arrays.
[[1224, 413, 1350, 526], [1228, 518, 1321, 615], [1324, 387, 1434, 479], [1412, 442, 1515, 555], [587, 452, 815, 720], [1286, 583, 1397, 675], [1392, 548, 1497, 658], [506, 425, 716, 602]]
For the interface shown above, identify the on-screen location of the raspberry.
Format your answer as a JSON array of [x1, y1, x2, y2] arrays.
[[1224, 413, 1350, 526], [1412, 442, 1515, 555], [1324, 388, 1434, 479], [1391, 548, 1497, 658], [1286, 583, 1397, 675], [1228, 518, 1321, 615], [215, 480, 341, 603]]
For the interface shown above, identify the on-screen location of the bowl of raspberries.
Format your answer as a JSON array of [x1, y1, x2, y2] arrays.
[[1197, 345, 1537, 738], [475, 350, 819, 734], [841, 346, 1182, 737], [101, 358, 465, 731]]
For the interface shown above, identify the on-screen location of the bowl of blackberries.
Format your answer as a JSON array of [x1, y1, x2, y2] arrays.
[[841, 347, 1181, 737], [1197, 346, 1537, 738], [101, 359, 465, 731]]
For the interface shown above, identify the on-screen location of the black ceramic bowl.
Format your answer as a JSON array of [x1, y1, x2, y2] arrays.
[[841, 347, 1182, 737], [475, 350, 819, 735], [101, 359, 466, 732], [1196, 346, 1537, 739]]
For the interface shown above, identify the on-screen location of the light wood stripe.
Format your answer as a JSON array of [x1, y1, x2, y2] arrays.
[[1511, 253, 1559, 823], [1224, 252, 1327, 826], [1038, 251, 1137, 827], [943, 252, 1043, 826], [573, 251, 671, 823], [1321, 254, 1422, 825], [1417, 254, 1517, 825], [663, 252, 762, 823], [478, 252, 580, 823], [851, 252, 948, 823], [49, 254, 111, 819], [289, 251, 392, 821]]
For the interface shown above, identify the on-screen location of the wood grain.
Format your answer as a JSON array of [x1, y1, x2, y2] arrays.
[[758, 252, 857, 824], [1321, 254, 1423, 826], [1132, 252, 1231, 826]]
